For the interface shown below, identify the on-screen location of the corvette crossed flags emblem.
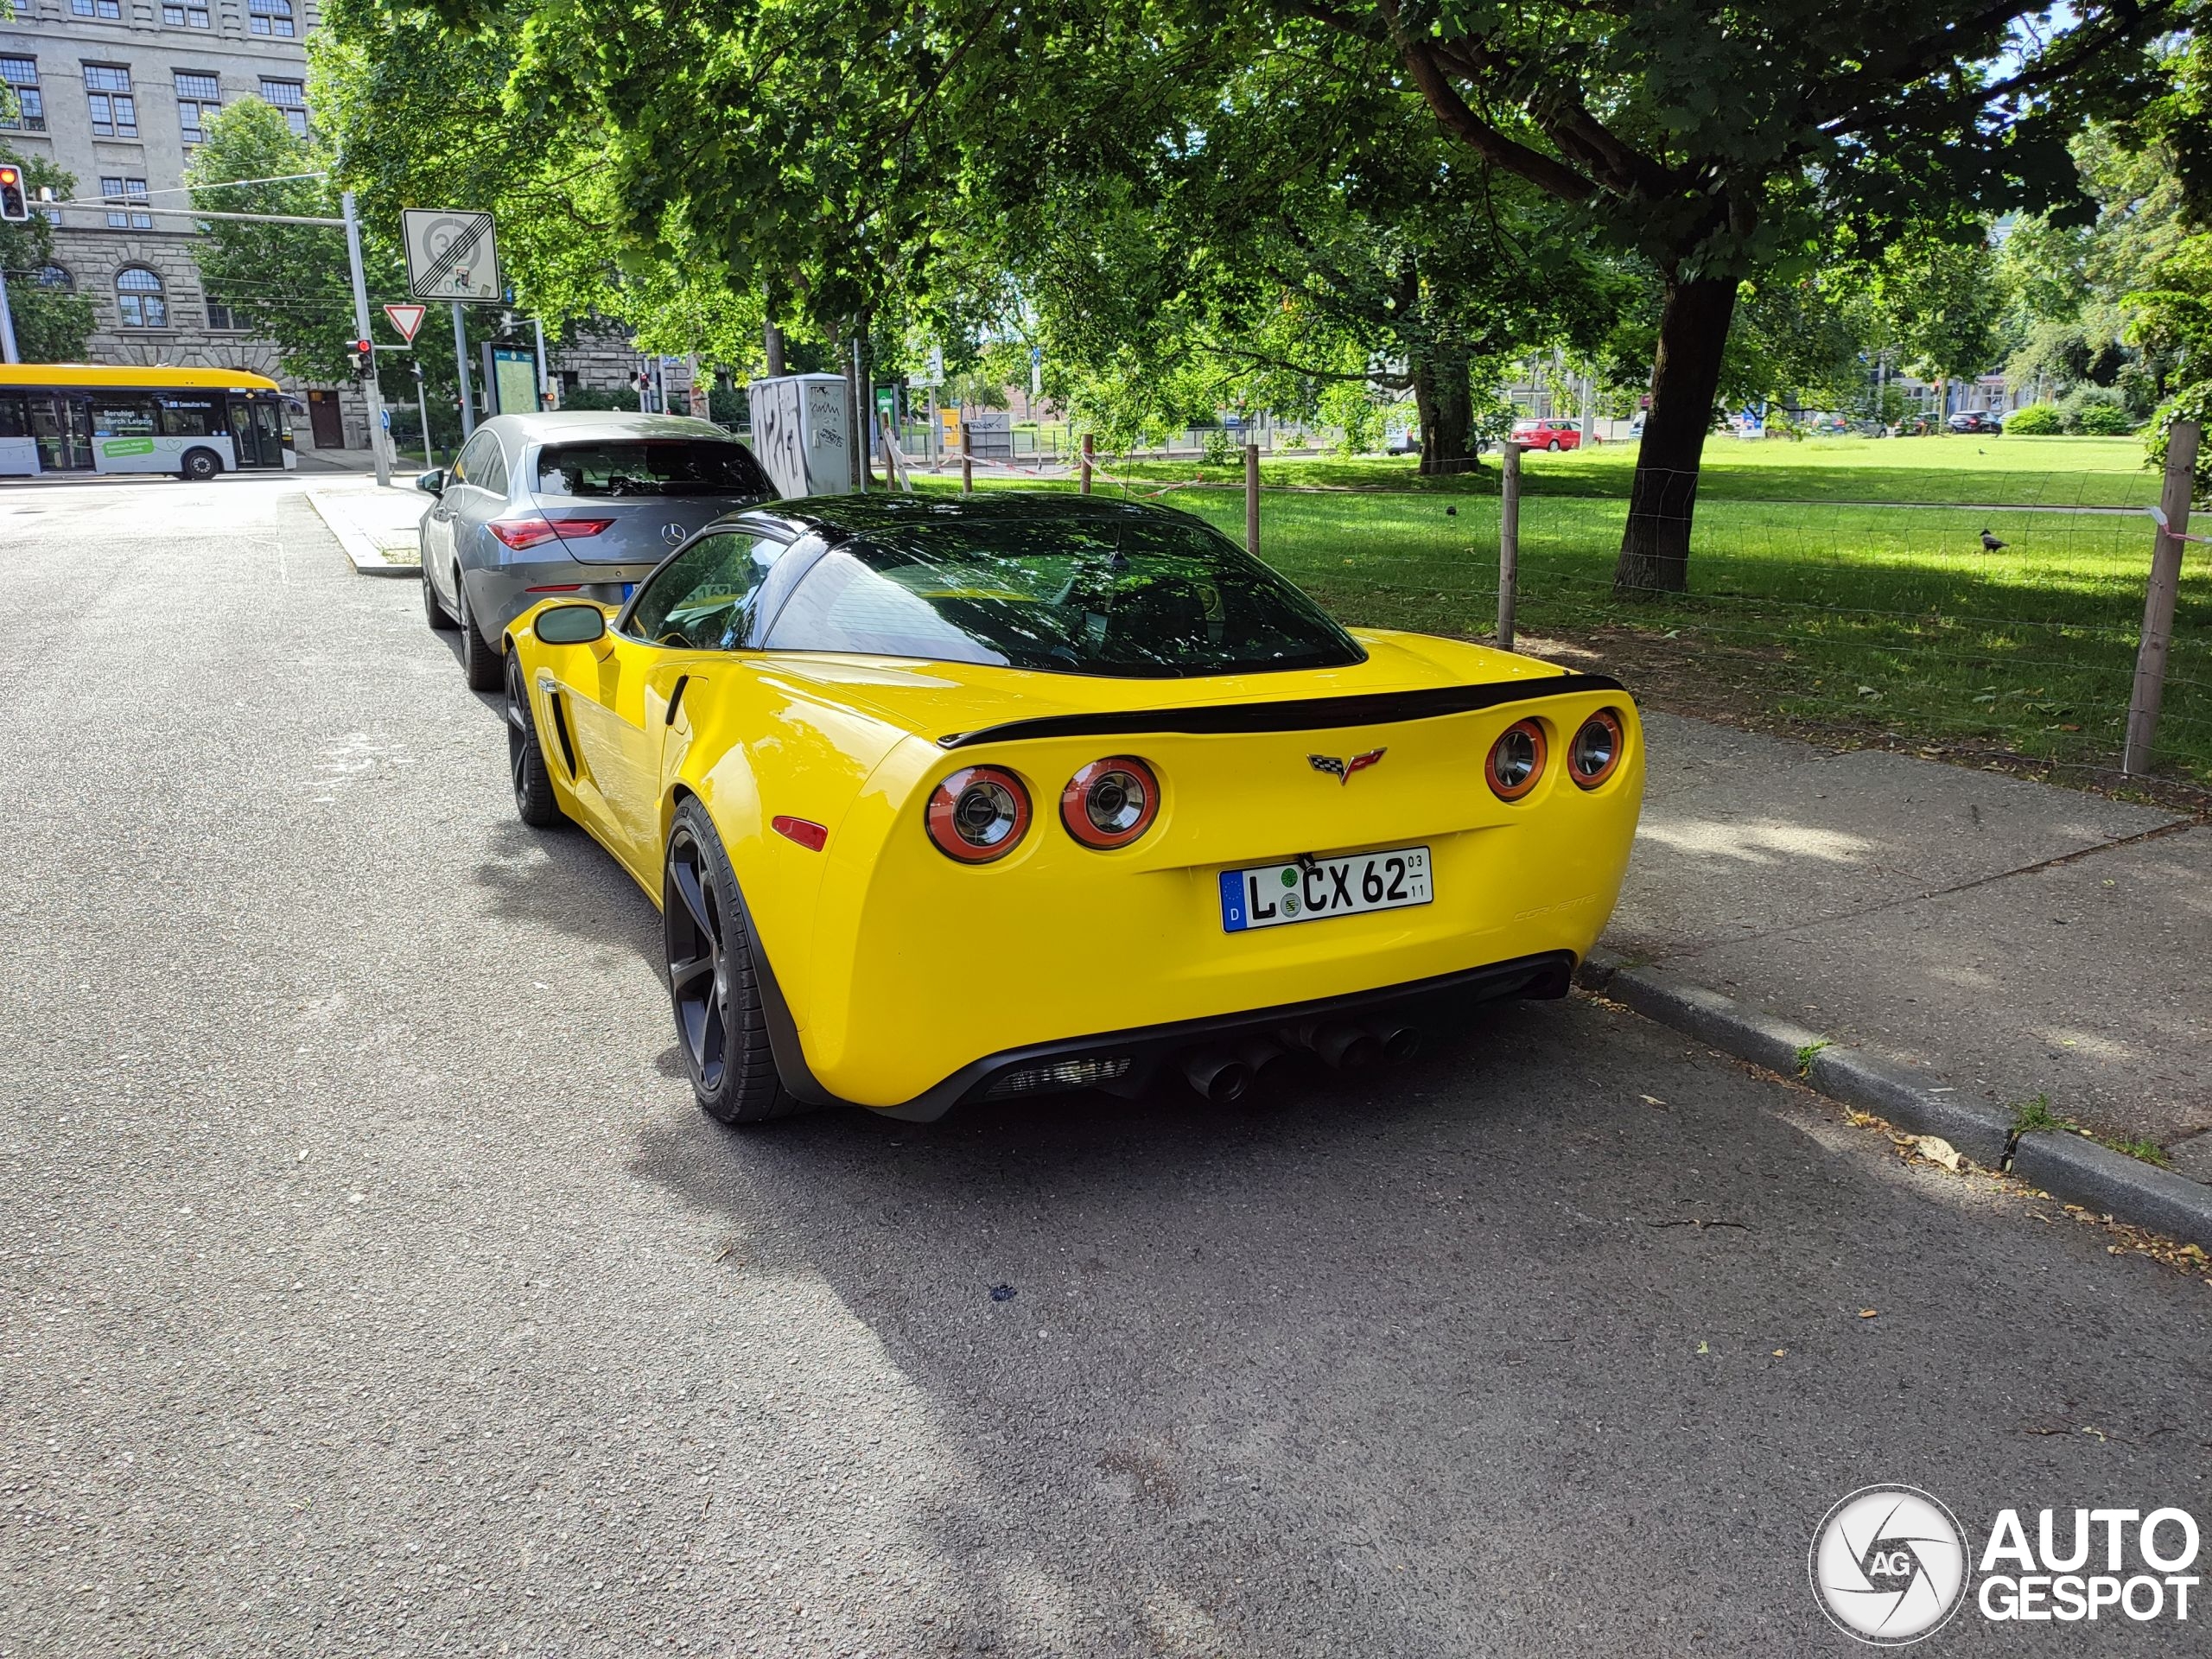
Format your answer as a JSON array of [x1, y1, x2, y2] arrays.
[[1307, 748, 1385, 785]]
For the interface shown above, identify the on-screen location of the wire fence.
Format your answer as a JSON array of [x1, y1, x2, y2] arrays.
[[881, 433, 2209, 792]]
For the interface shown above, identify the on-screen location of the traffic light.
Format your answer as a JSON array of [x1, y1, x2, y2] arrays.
[[0, 166, 29, 223], [344, 336, 371, 373]]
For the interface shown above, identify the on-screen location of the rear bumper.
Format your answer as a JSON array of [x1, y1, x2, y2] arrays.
[[467, 559, 660, 641], [772, 950, 1575, 1122]]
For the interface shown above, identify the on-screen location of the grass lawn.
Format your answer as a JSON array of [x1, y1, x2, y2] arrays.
[[1102, 433, 2163, 509], [907, 436, 2208, 791]]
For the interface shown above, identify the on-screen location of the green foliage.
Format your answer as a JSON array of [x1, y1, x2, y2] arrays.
[[556, 386, 638, 413], [1201, 427, 1239, 467], [2002, 403, 2063, 434], [2146, 381, 2212, 494], [0, 149, 95, 361], [2058, 385, 2134, 434], [707, 382, 748, 427], [186, 99, 364, 383]]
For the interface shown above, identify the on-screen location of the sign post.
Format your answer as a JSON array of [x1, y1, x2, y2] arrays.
[[403, 209, 501, 444], [340, 191, 391, 487]]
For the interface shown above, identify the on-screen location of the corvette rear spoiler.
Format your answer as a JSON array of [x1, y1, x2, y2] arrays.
[[936, 672, 1629, 749]]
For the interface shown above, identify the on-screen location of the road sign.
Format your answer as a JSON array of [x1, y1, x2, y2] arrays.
[[382, 302, 427, 343], [401, 209, 501, 303]]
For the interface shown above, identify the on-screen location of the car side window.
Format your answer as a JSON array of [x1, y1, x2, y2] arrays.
[[451, 431, 489, 487], [624, 531, 791, 651], [474, 438, 508, 496]]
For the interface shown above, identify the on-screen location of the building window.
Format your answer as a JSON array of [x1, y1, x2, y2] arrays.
[[206, 298, 237, 331], [247, 0, 296, 36], [35, 264, 72, 289], [101, 176, 151, 230], [162, 3, 212, 25], [71, 0, 124, 17], [175, 72, 219, 144], [0, 58, 45, 134], [257, 77, 306, 137], [84, 65, 137, 138], [116, 266, 168, 329]]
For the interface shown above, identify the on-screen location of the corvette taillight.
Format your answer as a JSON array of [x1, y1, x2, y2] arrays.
[[1060, 756, 1159, 849], [487, 516, 614, 551], [925, 766, 1030, 862], [1486, 718, 1547, 801], [1568, 709, 1625, 789]]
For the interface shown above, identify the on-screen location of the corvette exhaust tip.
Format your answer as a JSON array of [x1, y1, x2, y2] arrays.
[[1305, 1020, 1379, 1072], [1181, 1049, 1252, 1104], [1363, 1020, 1422, 1064], [1235, 1037, 1296, 1089]]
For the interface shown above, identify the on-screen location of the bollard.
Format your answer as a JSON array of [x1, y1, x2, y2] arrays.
[[1497, 442, 1522, 652], [1244, 442, 1260, 556], [2124, 418, 2201, 773]]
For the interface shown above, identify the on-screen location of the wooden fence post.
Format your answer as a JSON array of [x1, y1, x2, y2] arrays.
[[961, 419, 973, 494], [1497, 442, 1522, 652], [1244, 442, 1260, 556], [1080, 431, 1094, 495], [2123, 419, 2201, 774]]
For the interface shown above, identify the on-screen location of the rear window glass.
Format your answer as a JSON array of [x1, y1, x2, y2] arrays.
[[535, 439, 772, 499], [761, 510, 1363, 677]]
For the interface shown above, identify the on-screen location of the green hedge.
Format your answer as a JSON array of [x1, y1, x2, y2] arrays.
[[2001, 403, 2062, 434]]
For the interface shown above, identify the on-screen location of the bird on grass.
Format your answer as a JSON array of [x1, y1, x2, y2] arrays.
[[1980, 527, 2008, 553]]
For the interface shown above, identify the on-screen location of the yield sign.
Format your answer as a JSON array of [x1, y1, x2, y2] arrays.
[[382, 302, 427, 344]]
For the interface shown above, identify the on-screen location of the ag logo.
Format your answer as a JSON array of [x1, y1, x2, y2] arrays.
[[1810, 1486, 1971, 1645], [1307, 748, 1384, 785]]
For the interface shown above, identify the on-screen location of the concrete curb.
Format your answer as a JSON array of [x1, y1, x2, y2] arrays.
[[304, 490, 419, 579], [1576, 951, 2212, 1251]]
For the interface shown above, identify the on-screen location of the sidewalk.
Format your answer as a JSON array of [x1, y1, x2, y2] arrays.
[[1607, 710, 2209, 1191], [304, 475, 427, 575]]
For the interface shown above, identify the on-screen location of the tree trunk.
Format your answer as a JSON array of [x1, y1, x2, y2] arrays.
[[1411, 340, 1476, 475], [764, 319, 785, 377], [1613, 276, 1738, 594]]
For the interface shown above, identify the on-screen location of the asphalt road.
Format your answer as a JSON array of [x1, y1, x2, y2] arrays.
[[2, 476, 2206, 1658]]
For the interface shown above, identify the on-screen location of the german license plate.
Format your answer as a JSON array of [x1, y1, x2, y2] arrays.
[[1219, 846, 1433, 932]]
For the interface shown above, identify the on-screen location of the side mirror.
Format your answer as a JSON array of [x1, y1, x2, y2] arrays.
[[535, 603, 607, 645], [416, 469, 445, 496]]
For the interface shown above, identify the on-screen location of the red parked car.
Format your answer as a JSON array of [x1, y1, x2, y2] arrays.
[[1511, 418, 1583, 452]]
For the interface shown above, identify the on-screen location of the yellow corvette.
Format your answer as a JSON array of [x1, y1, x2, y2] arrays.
[[499, 493, 1642, 1123]]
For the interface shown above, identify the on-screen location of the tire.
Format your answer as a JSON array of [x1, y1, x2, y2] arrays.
[[505, 651, 563, 829], [664, 799, 810, 1125], [454, 574, 503, 692], [423, 561, 456, 631], [181, 448, 222, 482], [1546, 439, 1562, 452]]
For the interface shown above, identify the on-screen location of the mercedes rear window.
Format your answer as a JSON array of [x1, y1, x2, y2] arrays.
[[535, 439, 772, 499], [760, 511, 1363, 677]]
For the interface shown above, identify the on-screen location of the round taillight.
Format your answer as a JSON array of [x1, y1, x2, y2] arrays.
[[1487, 717, 1547, 801], [925, 766, 1030, 862], [1061, 756, 1160, 849], [1569, 709, 1625, 789]]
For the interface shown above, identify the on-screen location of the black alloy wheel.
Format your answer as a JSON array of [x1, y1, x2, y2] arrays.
[[663, 802, 806, 1125], [505, 652, 563, 828], [181, 448, 221, 482]]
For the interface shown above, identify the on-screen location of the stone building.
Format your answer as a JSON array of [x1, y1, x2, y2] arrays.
[[0, 0, 380, 454]]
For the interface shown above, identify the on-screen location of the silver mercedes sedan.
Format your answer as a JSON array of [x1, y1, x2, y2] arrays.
[[418, 411, 775, 690]]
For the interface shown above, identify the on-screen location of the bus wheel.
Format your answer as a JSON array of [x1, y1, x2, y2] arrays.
[[181, 448, 223, 482]]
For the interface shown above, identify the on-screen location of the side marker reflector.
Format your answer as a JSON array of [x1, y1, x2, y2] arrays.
[[772, 816, 828, 851]]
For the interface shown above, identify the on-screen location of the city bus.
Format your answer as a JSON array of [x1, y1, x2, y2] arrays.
[[0, 365, 296, 480]]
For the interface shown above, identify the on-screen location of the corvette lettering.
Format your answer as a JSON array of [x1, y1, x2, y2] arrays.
[[1308, 748, 1385, 785]]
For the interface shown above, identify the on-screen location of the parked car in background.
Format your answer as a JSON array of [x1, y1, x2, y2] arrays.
[[1947, 410, 2004, 435], [1511, 418, 1583, 452], [419, 411, 775, 690]]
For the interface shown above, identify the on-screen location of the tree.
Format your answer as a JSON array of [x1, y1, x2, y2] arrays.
[[186, 99, 363, 384], [1355, 0, 2182, 588], [0, 149, 96, 361]]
